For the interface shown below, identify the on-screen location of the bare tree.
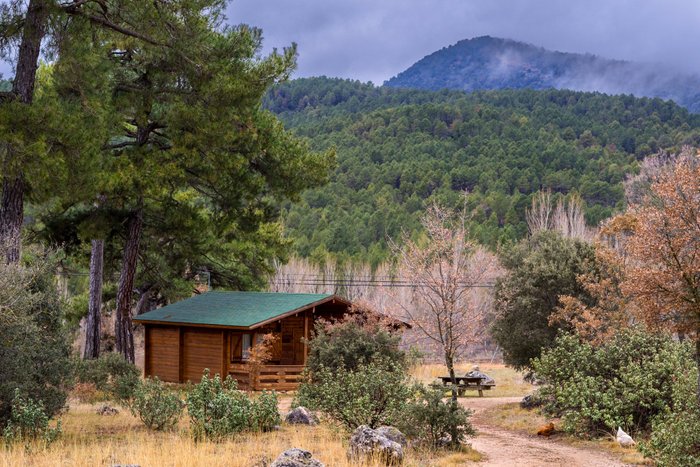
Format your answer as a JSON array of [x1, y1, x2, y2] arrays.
[[527, 190, 594, 242], [343, 261, 372, 301], [526, 190, 554, 236], [387, 203, 500, 400], [269, 257, 321, 293]]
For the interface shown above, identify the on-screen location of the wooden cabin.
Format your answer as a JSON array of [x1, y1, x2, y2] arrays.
[[133, 291, 352, 390]]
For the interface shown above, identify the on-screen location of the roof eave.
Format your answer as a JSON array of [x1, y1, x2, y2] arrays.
[[248, 294, 350, 330], [133, 294, 350, 330]]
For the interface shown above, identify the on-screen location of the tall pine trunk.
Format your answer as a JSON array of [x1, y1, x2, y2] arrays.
[[115, 207, 144, 363], [0, 175, 24, 263], [83, 239, 104, 359], [0, 0, 48, 263]]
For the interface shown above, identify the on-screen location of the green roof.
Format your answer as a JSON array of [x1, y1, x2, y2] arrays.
[[134, 291, 336, 328]]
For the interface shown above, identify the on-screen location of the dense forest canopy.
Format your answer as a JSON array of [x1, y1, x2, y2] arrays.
[[266, 77, 700, 265]]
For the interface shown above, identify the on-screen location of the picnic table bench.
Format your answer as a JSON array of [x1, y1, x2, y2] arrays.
[[434, 375, 496, 397]]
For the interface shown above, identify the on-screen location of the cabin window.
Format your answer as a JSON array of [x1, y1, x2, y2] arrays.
[[241, 333, 252, 360], [230, 332, 253, 362]]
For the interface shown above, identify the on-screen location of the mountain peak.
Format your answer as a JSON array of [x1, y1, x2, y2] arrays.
[[384, 37, 700, 112]]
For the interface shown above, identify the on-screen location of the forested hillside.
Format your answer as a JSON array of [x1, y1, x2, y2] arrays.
[[267, 77, 700, 264], [385, 36, 700, 113]]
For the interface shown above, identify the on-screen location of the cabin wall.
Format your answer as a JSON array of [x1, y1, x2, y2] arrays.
[[182, 328, 224, 383], [144, 325, 227, 383], [145, 325, 180, 383]]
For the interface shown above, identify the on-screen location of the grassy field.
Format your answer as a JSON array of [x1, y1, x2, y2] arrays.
[[410, 362, 532, 397], [0, 363, 490, 467], [0, 364, 550, 466]]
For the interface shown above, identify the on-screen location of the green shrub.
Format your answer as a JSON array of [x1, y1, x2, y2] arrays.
[[306, 313, 406, 376], [249, 390, 281, 432], [0, 252, 73, 426], [74, 353, 140, 404], [129, 378, 183, 431], [491, 231, 597, 369], [532, 329, 693, 437], [398, 385, 475, 449], [2, 390, 61, 445], [186, 370, 278, 441], [295, 359, 411, 429], [641, 365, 700, 466]]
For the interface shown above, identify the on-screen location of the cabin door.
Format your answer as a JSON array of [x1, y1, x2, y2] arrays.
[[293, 329, 304, 365]]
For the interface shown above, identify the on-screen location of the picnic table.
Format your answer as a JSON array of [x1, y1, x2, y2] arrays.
[[435, 374, 496, 397]]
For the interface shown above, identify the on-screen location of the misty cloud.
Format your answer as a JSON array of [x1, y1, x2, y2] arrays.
[[2, 1, 698, 84], [227, 0, 700, 84]]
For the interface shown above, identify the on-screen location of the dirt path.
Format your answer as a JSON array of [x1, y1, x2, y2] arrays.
[[460, 397, 626, 467]]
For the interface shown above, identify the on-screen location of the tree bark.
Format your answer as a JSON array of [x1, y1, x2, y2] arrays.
[[0, 175, 24, 263], [115, 207, 144, 363], [0, 0, 49, 263], [446, 352, 458, 402], [83, 239, 104, 359]]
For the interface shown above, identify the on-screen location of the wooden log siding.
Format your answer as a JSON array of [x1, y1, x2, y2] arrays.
[[182, 328, 224, 382], [145, 325, 180, 382]]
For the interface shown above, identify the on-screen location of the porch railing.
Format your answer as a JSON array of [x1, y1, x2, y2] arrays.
[[228, 364, 304, 391]]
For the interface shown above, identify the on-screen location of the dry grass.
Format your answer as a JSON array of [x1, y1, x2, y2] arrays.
[[0, 399, 480, 467], [0, 363, 523, 466], [410, 362, 532, 397], [480, 402, 652, 465], [478, 402, 548, 434]]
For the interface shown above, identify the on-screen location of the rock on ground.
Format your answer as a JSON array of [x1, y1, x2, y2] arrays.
[[376, 426, 408, 447], [271, 448, 324, 467], [97, 405, 119, 416], [285, 406, 319, 426], [348, 425, 404, 465]]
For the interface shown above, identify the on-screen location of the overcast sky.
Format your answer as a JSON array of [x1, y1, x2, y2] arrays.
[[227, 0, 700, 84], [2, 0, 698, 84]]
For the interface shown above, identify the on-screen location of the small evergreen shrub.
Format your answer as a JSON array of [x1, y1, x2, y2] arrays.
[[2, 390, 61, 445], [532, 329, 693, 437], [249, 390, 281, 432], [295, 359, 412, 429], [186, 370, 279, 441], [641, 365, 700, 466], [74, 353, 140, 403], [129, 378, 183, 431], [306, 313, 406, 376], [398, 385, 475, 449]]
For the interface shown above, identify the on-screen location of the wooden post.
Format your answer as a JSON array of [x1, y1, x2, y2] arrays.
[[221, 330, 227, 379], [303, 308, 312, 363], [144, 325, 150, 377], [177, 327, 183, 383]]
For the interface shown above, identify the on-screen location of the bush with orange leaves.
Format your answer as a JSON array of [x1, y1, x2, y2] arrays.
[[618, 152, 700, 405]]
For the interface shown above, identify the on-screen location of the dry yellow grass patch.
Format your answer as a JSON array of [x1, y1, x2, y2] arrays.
[[410, 362, 531, 397], [478, 402, 548, 434], [0, 401, 480, 467]]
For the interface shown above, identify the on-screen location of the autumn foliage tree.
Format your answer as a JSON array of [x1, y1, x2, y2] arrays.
[[551, 240, 637, 346], [619, 151, 700, 405], [388, 203, 500, 399]]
